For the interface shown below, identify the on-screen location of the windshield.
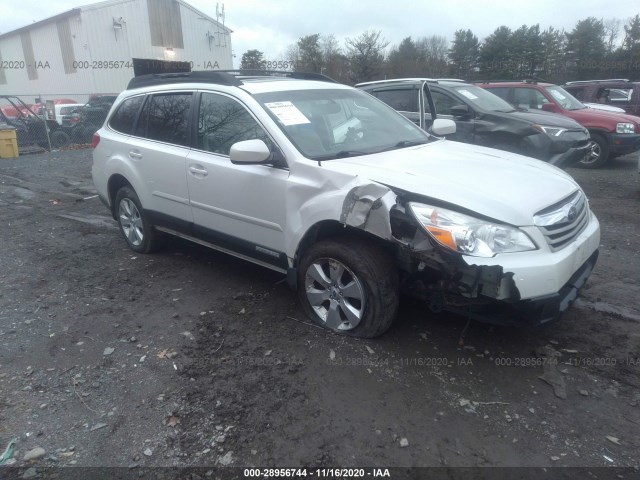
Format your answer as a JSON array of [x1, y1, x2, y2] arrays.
[[254, 88, 430, 160], [448, 85, 516, 112], [544, 86, 585, 111]]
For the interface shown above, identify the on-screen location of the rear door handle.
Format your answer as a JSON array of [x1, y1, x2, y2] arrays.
[[129, 150, 142, 159]]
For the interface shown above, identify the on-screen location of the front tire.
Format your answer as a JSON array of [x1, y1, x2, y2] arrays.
[[297, 239, 399, 338], [578, 134, 609, 169], [114, 186, 162, 253]]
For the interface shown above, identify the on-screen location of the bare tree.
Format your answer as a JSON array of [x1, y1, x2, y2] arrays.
[[345, 30, 389, 83], [604, 18, 622, 54]]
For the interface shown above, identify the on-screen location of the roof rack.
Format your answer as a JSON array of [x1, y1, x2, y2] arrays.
[[127, 70, 337, 90], [218, 70, 337, 83], [564, 79, 631, 85], [470, 78, 545, 85]]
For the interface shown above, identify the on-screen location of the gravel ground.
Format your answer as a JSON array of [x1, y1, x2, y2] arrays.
[[0, 148, 638, 476]]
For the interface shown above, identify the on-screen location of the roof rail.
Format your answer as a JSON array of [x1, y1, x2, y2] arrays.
[[565, 78, 631, 85], [470, 78, 546, 84], [127, 71, 242, 89], [217, 70, 337, 83], [127, 69, 337, 90]]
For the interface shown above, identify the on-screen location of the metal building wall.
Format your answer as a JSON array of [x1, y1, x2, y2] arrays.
[[0, 0, 233, 102]]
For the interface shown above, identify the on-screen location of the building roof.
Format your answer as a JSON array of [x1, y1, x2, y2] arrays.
[[0, 0, 231, 41]]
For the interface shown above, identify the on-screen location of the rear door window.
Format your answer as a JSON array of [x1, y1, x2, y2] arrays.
[[137, 93, 192, 146]]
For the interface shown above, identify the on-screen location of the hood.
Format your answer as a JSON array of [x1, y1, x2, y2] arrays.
[[563, 106, 640, 126], [498, 109, 585, 129], [322, 140, 580, 226]]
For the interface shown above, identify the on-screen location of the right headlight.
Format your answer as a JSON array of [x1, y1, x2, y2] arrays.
[[408, 202, 537, 257], [616, 123, 635, 134], [532, 124, 567, 137]]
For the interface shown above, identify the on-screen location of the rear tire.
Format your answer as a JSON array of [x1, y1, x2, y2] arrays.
[[50, 130, 71, 148], [297, 238, 399, 338], [114, 186, 163, 253], [578, 134, 609, 169]]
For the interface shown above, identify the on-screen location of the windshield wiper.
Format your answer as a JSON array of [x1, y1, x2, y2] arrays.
[[312, 150, 370, 161], [379, 140, 428, 152]]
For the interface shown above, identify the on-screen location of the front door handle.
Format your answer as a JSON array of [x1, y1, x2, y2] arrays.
[[129, 150, 142, 160], [189, 165, 208, 176]]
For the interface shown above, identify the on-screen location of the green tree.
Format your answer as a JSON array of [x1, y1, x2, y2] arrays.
[[479, 26, 513, 79], [449, 29, 480, 79], [239, 49, 265, 70], [618, 14, 640, 78], [296, 34, 324, 72], [386, 37, 424, 77], [345, 30, 389, 83], [565, 17, 606, 79], [540, 27, 567, 82]]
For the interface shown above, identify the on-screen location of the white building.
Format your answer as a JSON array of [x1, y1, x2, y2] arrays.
[[0, 0, 233, 103]]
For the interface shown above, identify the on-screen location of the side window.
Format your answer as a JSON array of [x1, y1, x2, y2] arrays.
[[513, 88, 531, 109], [144, 93, 192, 146], [430, 90, 458, 116], [565, 87, 584, 101], [374, 89, 419, 112], [109, 96, 144, 134], [513, 88, 548, 110], [198, 92, 271, 155], [603, 88, 632, 104], [485, 87, 510, 102]]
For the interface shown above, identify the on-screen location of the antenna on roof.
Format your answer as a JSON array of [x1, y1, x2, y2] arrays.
[[216, 3, 227, 48]]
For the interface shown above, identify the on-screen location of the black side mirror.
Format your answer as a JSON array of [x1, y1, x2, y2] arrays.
[[450, 104, 471, 118]]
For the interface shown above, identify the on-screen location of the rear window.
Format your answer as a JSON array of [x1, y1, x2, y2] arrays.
[[109, 96, 144, 135]]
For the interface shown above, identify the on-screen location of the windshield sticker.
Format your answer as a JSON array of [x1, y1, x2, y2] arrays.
[[457, 89, 478, 100], [265, 101, 310, 126], [549, 90, 566, 101]]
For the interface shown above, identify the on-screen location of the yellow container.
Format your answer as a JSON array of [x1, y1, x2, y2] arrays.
[[0, 127, 19, 158]]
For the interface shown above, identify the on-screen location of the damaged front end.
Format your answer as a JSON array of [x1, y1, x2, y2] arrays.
[[337, 181, 591, 327]]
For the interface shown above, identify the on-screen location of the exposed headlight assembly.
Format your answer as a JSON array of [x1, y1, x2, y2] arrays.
[[408, 203, 537, 257], [532, 124, 567, 137], [616, 123, 635, 134]]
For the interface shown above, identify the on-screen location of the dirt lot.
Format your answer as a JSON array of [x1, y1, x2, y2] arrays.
[[0, 148, 639, 476]]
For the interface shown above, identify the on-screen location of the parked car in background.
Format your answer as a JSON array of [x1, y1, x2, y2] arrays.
[[356, 78, 591, 169], [563, 79, 640, 116], [478, 80, 640, 169], [92, 70, 600, 337], [582, 102, 626, 113], [45, 99, 82, 126], [69, 95, 117, 144]]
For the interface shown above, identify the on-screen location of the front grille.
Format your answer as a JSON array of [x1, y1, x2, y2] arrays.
[[534, 191, 589, 251]]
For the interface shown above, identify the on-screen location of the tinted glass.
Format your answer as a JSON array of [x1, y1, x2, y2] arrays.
[[431, 90, 458, 115], [144, 93, 192, 145], [197, 93, 271, 155], [109, 96, 144, 134], [374, 89, 419, 112]]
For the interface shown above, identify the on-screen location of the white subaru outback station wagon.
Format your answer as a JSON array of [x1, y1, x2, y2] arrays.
[[92, 71, 600, 338]]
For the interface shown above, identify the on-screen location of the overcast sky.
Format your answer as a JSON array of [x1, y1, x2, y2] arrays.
[[1, 0, 639, 67]]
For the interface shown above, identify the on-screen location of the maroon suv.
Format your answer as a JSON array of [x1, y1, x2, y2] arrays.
[[478, 80, 640, 168], [563, 79, 640, 117]]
